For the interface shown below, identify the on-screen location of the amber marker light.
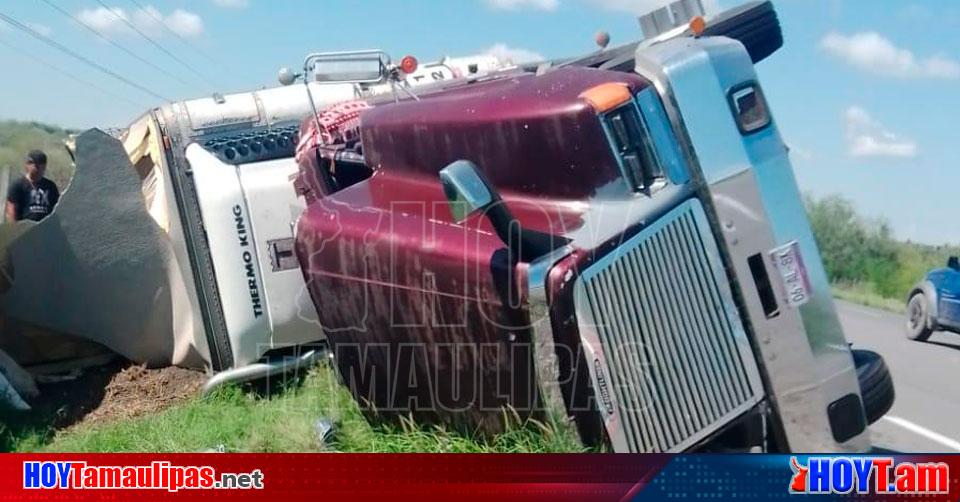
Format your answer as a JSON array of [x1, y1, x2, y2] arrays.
[[578, 82, 632, 113], [690, 16, 707, 37]]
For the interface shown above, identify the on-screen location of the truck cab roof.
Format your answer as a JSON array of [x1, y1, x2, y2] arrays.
[[360, 66, 649, 201]]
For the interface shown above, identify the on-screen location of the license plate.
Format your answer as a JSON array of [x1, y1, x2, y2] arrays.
[[769, 241, 812, 309]]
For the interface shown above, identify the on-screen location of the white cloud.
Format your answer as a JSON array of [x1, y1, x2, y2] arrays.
[[1, 20, 51, 36], [211, 0, 250, 8], [485, 0, 558, 10], [843, 106, 918, 159], [77, 5, 204, 38], [77, 6, 124, 33], [922, 55, 960, 79], [483, 43, 545, 64], [25, 22, 52, 37], [165, 9, 203, 37], [821, 31, 960, 79], [587, 0, 718, 15]]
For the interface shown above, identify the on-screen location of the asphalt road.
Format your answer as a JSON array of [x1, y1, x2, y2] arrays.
[[836, 300, 960, 453]]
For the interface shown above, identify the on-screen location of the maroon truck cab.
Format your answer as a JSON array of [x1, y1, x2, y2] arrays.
[[295, 67, 640, 433], [294, 36, 880, 454]]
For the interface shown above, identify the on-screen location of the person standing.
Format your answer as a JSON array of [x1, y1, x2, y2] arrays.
[[6, 150, 60, 222]]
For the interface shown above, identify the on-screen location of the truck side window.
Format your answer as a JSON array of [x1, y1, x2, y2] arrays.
[[603, 103, 663, 193], [729, 83, 771, 135], [636, 89, 689, 185]]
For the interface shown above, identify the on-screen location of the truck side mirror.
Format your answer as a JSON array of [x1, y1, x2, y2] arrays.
[[948, 256, 959, 271], [439, 160, 569, 262], [439, 160, 496, 223], [304, 50, 390, 84]]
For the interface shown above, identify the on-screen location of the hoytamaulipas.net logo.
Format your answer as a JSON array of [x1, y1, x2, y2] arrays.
[[23, 461, 264, 492], [789, 456, 948, 495]]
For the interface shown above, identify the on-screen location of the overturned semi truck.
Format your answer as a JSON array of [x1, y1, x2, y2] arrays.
[[1, 0, 781, 388], [1, 0, 895, 453], [289, 1, 895, 452]]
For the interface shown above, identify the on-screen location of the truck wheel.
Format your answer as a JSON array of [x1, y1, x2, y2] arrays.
[[852, 349, 894, 425], [906, 292, 933, 341], [702, 1, 783, 64]]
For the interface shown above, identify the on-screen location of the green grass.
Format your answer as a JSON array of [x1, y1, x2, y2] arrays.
[[832, 282, 906, 314], [10, 363, 586, 453]]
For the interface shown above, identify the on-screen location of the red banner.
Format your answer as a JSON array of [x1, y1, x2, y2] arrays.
[[3, 454, 960, 501], [0, 454, 670, 501]]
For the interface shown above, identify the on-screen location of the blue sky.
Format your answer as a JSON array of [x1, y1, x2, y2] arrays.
[[0, 0, 957, 245]]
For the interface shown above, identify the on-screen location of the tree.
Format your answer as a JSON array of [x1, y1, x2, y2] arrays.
[[806, 193, 960, 300]]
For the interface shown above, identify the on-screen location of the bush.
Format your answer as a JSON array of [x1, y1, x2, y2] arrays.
[[806, 194, 959, 301]]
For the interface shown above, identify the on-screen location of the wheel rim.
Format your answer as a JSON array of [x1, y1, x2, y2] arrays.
[[907, 296, 924, 332]]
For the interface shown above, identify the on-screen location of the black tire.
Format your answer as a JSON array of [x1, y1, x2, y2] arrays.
[[852, 349, 894, 425], [906, 292, 934, 341], [702, 1, 783, 63]]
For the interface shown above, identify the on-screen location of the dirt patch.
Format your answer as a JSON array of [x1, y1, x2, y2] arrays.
[[75, 363, 205, 427], [26, 360, 205, 431]]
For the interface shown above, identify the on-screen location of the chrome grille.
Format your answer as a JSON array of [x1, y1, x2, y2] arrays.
[[575, 199, 762, 452]]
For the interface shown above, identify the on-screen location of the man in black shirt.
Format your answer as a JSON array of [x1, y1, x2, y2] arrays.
[[6, 150, 60, 222]]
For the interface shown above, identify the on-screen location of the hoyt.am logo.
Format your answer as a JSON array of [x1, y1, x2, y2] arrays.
[[789, 456, 949, 495]]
